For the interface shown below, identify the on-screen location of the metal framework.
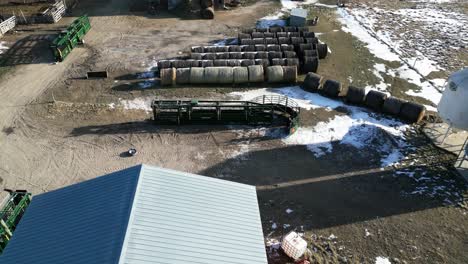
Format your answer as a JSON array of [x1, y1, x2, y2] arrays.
[[0, 190, 31, 255], [50, 15, 91, 62], [152, 95, 300, 133]]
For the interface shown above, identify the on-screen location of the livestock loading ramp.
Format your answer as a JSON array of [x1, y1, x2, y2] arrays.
[[152, 95, 300, 133]]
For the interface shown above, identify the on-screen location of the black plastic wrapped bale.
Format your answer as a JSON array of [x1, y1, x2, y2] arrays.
[[303, 49, 318, 57], [238, 33, 251, 40], [186, 59, 200, 67], [256, 28, 268, 33], [298, 27, 309, 33], [241, 39, 255, 45], [241, 45, 256, 52], [241, 28, 255, 34], [267, 66, 284, 83], [201, 60, 214, 67], [383, 97, 406, 116], [283, 66, 297, 83], [191, 53, 203, 60], [233, 66, 249, 84], [242, 52, 257, 60], [278, 37, 290, 45], [190, 67, 204, 84], [288, 32, 301, 38], [265, 38, 279, 45], [226, 59, 241, 67], [160, 67, 176, 86], [217, 67, 234, 84], [264, 32, 276, 38], [176, 68, 191, 84], [255, 44, 266, 51], [399, 102, 426, 123], [306, 38, 319, 44], [252, 32, 264, 38], [291, 37, 304, 45], [285, 58, 300, 66], [299, 43, 314, 55], [284, 26, 297, 32], [283, 51, 297, 58], [215, 52, 229, 59], [253, 38, 265, 45], [191, 46, 204, 53], [281, 44, 295, 52], [202, 53, 216, 60], [271, 58, 287, 66], [346, 86, 366, 105], [215, 46, 229, 52], [276, 32, 288, 38], [172, 60, 190, 68], [201, 7, 215, 19], [213, 60, 228, 66], [205, 46, 217, 53], [248, 65, 265, 83], [302, 57, 319, 73], [158, 60, 172, 69], [269, 27, 283, 33], [255, 51, 269, 59], [302, 72, 322, 92], [267, 45, 281, 52], [317, 43, 328, 59], [228, 45, 242, 52], [268, 51, 283, 60], [255, 59, 270, 70], [302, 32, 315, 38], [321, 79, 342, 98], [229, 52, 242, 59], [365, 90, 388, 111], [240, 59, 255, 67], [201, 0, 213, 8], [203, 67, 219, 84]]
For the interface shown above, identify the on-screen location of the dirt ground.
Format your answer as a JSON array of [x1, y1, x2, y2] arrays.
[[0, 0, 467, 263]]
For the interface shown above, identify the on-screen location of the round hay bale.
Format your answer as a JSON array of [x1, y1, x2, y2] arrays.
[[283, 66, 297, 83], [176, 68, 191, 84], [265, 38, 278, 45], [158, 60, 172, 69], [255, 51, 269, 59], [290, 37, 304, 45], [190, 67, 205, 84], [201, 7, 214, 19], [241, 59, 255, 67], [253, 38, 265, 45], [191, 46, 204, 53], [204, 46, 217, 53], [248, 65, 265, 83], [191, 53, 203, 60], [204, 67, 219, 84], [217, 67, 234, 84], [302, 32, 315, 38], [306, 38, 319, 44], [268, 51, 283, 60], [288, 32, 301, 38], [346, 85, 366, 105], [238, 33, 251, 40], [365, 90, 389, 111], [233, 66, 249, 84], [201, 0, 213, 8], [202, 53, 216, 60], [172, 60, 190, 68], [302, 57, 319, 73], [271, 58, 286, 66], [226, 59, 241, 67], [243, 52, 257, 60], [256, 28, 268, 33], [269, 27, 283, 33], [215, 46, 229, 52], [264, 32, 275, 38], [299, 43, 314, 54], [186, 59, 200, 67], [284, 26, 297, 32], [383, 97, 406, 116], [241, 28, 255, 34], [285, 58, 300, 66], [252, 32, 264, 38], [215, 52, 229, 59], [399, 102, 426, 123], [241, 39, 255, 45], [276, 32, 288, 38], [254, 59, 270, 70], [302, 72, 322, 92], [283, 51, 297, 58], [321, 79, 342, 98], [213, 60, 228, 66], [228, 45, 241, 52], [255, 44, 266, 51], [201, 60, 214, 67], [229, 52, 243, 59], [317, 43, 328, 59], [303, 49, 318, 57], [241, 45, 256, 52], [267, 66, 284, 83], [281, 44, 295, 52], [160, 67, 176, 86], [267, 45, 281, 52], [298, 27, 309, 32], [278, 37, 290, 45]]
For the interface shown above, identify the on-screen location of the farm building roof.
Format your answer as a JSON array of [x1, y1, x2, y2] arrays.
[[0, 164, 267, 264]]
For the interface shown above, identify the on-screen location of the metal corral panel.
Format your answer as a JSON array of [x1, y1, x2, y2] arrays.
[[118, 165, 267, 264], [0, 166, 141, 264]]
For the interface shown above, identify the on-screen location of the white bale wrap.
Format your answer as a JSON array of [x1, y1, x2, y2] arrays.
[[203, 67, 219, 84], [217, 67, 234, 84], [248, 65, 264, 83], [233, 67, 249, 84], [160, 67, 176, 86], [176, 68, 191, 84], [190, 67, 205, 84], [267, 66, 284, 83]]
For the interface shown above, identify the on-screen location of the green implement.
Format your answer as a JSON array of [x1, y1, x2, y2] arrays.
[[50, 15, 91, 62], [0, 190, 32, 255]]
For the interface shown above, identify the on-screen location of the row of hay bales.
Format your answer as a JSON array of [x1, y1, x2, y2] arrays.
[[239, 37, 318, 46], [191, 44, 295, 53], [190, 51, 299, 60], [302, 73, 427, 123], [158, 58, 301, 69], [241, 26, 311, 33], [238, 31, 316, 39], [160, 66, 298, 86]]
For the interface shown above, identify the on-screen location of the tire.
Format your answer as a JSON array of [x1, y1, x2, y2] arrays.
[[399, 102, 426, 123], [306, 38, 319, 44], [346, 86, 366, 105], [172, 60, 190, 68], [317, 43, 328, 59], [302, 57, 319, 73], [241, 28, 255, 34], [321, 79, 342, 98], [288, 32, 301, 38], [383, 97, 406, 116], [302, 72, 322, 92], [255, 44, 266, 51], [365, 90, 388, 111]]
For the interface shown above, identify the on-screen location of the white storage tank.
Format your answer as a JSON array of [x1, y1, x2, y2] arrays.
[[281, 231, 307, 260], [437, 68, 468, 130]]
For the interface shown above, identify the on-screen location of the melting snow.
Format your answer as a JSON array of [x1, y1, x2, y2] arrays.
[[286, 208, 293, 214], [0, 41, 9, 54], [375, 257, 391, 264], [118, 97, 152, 112]]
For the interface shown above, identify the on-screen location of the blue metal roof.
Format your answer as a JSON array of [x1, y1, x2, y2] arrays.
[[0, 165, 141, 264]]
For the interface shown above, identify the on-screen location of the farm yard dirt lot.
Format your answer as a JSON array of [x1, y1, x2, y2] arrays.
[[0, 0, 467, 263]]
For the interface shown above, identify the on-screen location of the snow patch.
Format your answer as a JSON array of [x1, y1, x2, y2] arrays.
[[119, 98, 152, 112], [0, 41, 9, 54], [375, 257, 391, 264]]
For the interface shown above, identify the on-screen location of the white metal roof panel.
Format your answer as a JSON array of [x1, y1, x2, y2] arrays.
[[291, 8, 307, 18]]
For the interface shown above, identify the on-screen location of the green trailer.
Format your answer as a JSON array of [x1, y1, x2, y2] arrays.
[[50, 15, 91, 62], [0, 190, 31, 255]]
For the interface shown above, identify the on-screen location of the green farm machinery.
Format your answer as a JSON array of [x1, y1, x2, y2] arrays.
[[0, 190, 31, 255], [50, 15, 91, 62]]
